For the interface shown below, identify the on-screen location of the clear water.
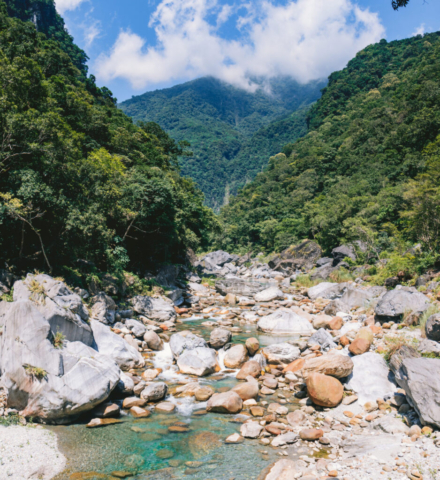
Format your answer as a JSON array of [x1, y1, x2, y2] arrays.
[[49, 316, 305, 480]]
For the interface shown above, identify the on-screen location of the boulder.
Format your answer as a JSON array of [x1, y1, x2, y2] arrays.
[[308, 328, 337, 351], [236, 361, 262, 380], [131, 295, 177, 322], [169, 331, 208, 360], [306, 373, 343, 408], [375, 287, 429, 321], [270, 432, 298, 447], [307, 282, 347, 301], [327, 316, 343, 330], [206, 391, 243, 414], [143, 330, 163, 351], [91, 320, 145, 371], [345, 352, 396, 405], [332, 245, 356, 265], [209, 328, 232, 349], [340, 285, 386, 310], [0, 301, 120, 423], [310, 263, 338, 281], [125, 319, 146, 338], [177, 347, 220, 376], [140, 382, 168, 402], [245, 337, 260, 356], [425, 313, 440, 342], [302, 354, 354, 379], [202, 250, 234, 267], [312, 314, 331, 329], [254, 287, 284, 303], [324, 299, 350, 316], [287, 410, 306, 426], [240, 421, 263, 438], [268, 240, 322, 273], [300, 428, 324, 441], [232, 381, 259, 400], [224, 344, 248, 369], [349, 338, 371, 355], [215, 278, 267, 296], [417, 339, 440, 356], [13, 275, 93, 345], [90, 292, 117, 325], [261, 343, 300, 365], [257, 308, 314, 335], [188, 282, 209, 295], [225, 293, 237, 305]]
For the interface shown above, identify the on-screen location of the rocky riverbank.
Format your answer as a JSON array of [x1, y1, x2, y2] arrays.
[[0, 245, 440, 479]]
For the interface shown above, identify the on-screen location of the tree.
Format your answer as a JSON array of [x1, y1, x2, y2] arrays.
[[392, 0, 410, 10]]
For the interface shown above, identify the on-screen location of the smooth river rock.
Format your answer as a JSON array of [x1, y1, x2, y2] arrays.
[[207, 391, 243, 414], [177, 347, 220, 376], [257, 308, 314, 335], [262, 343, 300, 365], [224, 344, 248, 369]]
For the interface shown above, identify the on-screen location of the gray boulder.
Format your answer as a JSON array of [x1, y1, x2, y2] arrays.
[[254, 287, 284, 303], [268, 240, 322, 273], [209, 328, 232, 349], [202, 250, 234, 267], [166, 288, 184, 306], [141, 382, 168, 402], [310, 264, 338, 281], [324, 299, 350, 316], [125, 319, 146, 338], [177, 347, 220, 376], [345, 352, 396, 405], [307, 282, 347, 301], [169, 331, 208, 360], [332, 245, 356, 265], [13, 275, 93, 346], [417, 338, 440, 356], [90, 292, 116, 325], [308, 328, 337, 351], [143, 330, 163, 351], [425, 313, 440, 342], [339, 285, 386, 310], [215, 279, 266, 297], [316, 257, 332, 267], [261, 343, 300, 365], [188, 282, 209, 294], [257, 308, 314, 335], [0, 301, 120, 423], [131, 296, 176, 322], [375, 287, 429, 321], [91, 320, 145, 371]]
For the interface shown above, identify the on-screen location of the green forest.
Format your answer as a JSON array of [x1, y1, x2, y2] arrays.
[[215, 33, 440, 260], [0, 0, 217, 274], [120, 76, 326, 211]]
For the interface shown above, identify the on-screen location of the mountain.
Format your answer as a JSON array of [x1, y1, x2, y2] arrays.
[[215, 33, 440, 257], [119, 76, 326, 210], [0, 0, 216, 273]]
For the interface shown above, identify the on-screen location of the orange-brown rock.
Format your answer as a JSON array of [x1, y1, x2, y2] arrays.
[[349, 338, 370, 355], [130, 406, 151, 418], [299, 428, 324, 441], [306, 373, 343, 408], [369, 325, 382, 335], [283, 358, 305, 374], [245, 337, 260, 356], [231, 381, 259, 400], [328, 316, 343, 330], [302, 354, 353, 379], [236, 360, 262, 380], [339, 335, 350, 347]]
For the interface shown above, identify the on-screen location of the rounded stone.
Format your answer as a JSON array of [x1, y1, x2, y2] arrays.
[[348, 338, 371, 355], [224, 344, 249, 369], [299, 428, 324, 441], [236, 360, 262, 380], [245, 337, 260, 356], [306, 373, 343, 408]]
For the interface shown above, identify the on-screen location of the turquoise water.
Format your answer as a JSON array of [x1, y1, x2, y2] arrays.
[[49, 317, 305, 480]]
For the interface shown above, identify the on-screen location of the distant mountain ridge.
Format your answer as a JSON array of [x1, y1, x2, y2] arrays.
[[119, 76, 326, 210]]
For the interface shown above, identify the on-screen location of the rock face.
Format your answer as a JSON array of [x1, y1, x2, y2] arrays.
[[392, 356, 440, 428], [262, 343, 300, 365], [170, 331, 208, 360], [0, 302, 120, 423], [91, 320, 145, 371], [215, 279, 266, 296], [206, 391, 243, 414], [131, 295, 177, 322], [425, 313, 440, 342], [254, 287, 284, 303], [308, 282, 346, 301], [306, 372, 343, 407], [375, 287, 429, 321], [13, 274, 93, 346], [224, 344, 248, 369], [177, 347, 220, 376], [257, 308, 314, 335], [302, 354, 354, 379], [345, 352, 396, 405], [209, 328, 232, 349]]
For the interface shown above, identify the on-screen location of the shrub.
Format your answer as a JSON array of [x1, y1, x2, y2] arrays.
[[52, 332, 65, 349], [24, 365, 47, 381]]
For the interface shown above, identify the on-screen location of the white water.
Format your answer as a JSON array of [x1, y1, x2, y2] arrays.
[[152, 342, 188, 383], [162, 394, 207, 417]]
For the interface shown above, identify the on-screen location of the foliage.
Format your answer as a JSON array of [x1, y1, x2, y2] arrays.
[[120, 76, 326, 211], [24, 364, 47, 380], [293, 274, 322, 288], [215, 33, 440, 255], [0, 2, 218, 273], [52, 331, 65, 349]]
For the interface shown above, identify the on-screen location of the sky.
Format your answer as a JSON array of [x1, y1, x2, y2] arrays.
[[56, 0, 440, 102]]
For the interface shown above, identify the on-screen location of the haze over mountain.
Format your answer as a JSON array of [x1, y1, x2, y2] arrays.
[[120, 76, 326, 210]]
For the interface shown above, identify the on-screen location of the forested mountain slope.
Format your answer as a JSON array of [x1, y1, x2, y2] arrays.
[[0, 0, 216, 273], [120, 76, 326, 210], [215, 34, 440, 255]]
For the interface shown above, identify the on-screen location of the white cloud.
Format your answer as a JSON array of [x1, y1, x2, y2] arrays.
[[84, 20, 102, 47], [96, 0, 385, 91], [56, 0, 87, 14], [412, 23, 425, 36]]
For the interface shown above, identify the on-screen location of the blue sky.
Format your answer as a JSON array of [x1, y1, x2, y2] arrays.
[[57, 0, 440, 102]]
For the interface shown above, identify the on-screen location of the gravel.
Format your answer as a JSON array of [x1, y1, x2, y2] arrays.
[[0, 425, 66, 479]]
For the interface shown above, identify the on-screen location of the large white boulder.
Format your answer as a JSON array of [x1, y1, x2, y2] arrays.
[[345, 352, 396, 405], [307, 282, 346, 301], [13, 274, 93, 346], [177, 347, 220, 376], [254, 287, 284, 303], [169, 331, 208, 360], [375, 287, 429, 320], [0, 302, 120, 423], [91, 320, 145, 371], [131, 295, 176, 322], [262, 343, 300, 365], [257, 308, 314, 335]]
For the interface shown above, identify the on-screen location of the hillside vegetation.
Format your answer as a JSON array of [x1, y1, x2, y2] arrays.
[[215, 34, 440, 263], [120, 76, 326, 210], [0, 0, 216, 274]]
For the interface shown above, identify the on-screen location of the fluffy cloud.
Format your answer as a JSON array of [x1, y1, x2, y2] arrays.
[[96, 0, 385, 91], [55, 0, 87, 14]]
